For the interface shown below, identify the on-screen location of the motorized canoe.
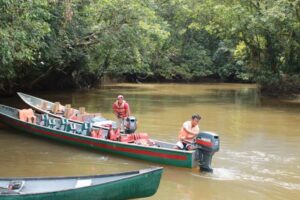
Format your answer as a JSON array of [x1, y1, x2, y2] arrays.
[[0, 167, 163, 200], [0, 104, 219, 171]]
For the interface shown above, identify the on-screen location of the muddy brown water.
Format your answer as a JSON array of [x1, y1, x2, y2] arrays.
[[0, 83, 299, 200]]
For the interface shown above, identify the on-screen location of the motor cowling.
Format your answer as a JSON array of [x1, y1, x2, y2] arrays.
[[124, 116, 137, 134], [195, 131, 220, 172]]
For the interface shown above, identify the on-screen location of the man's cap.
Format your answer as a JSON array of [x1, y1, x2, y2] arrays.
[[117, 95, 124, 99]]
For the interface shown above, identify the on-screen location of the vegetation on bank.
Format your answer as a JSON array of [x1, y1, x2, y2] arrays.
[[0, 0, 300, 96]]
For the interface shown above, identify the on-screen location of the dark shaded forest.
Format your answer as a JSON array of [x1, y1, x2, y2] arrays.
[[1, 0, 300, 96]]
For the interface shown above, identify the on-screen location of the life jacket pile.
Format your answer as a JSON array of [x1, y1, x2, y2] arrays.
[[91, 129, 102, 138], [108, 128, 121, 141], [19, 109, 37, 124], [108, 129, 155, 146]]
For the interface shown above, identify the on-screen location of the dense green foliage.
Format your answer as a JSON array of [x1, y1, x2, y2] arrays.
[[0, 0, 300, 95]]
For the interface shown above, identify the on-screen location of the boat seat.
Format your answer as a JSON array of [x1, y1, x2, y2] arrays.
[[66, 123, 77, 133], [59, 118, 69, 131], [40, 114, 49, 126], [48, 118, 56, 129], [77, 122, 92, 136], [40, 114, 56, 128]]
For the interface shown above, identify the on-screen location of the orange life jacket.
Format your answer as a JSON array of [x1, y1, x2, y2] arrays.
[[19, 109, 36, 124], [108, 128, 121, 141], [119, 134, 135, 143], [178, 126, 197, 142], [113, 101, 128, 118], [91, 129, 102, 139]]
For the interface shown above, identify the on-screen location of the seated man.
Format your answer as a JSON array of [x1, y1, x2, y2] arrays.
[[175, 114, 201, 150]]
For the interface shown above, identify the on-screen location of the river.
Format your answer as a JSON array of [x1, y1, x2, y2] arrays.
[[0, 83, 299, 200]]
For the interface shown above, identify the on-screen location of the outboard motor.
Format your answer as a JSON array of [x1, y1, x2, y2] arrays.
[[195, 131, 220, 172], [124, 116, 137, 134]]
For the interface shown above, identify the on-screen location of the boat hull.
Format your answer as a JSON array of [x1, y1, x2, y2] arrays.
[[0, 168, 163, 200]]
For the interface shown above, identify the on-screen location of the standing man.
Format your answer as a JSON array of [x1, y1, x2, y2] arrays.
[[112, 95, 130, 131], [175, 114, 201, 150]]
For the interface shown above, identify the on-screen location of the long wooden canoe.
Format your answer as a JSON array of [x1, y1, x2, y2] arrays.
[[0, 167, 163, 200], [17, 92, 114, 127], [0, 104, 200, 168]]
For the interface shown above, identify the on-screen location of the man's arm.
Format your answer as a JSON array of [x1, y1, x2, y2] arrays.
[[125, 103, 131, 117], [183, 127, 198, 137], [112, 104, 118, 117], [182, 122, 199, 135]]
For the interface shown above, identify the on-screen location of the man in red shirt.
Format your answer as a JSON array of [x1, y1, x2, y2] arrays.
[[112, 95, 130, 131]]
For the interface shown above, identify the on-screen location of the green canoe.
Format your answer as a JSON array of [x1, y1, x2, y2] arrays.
[[0, 167, 163, 200]]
